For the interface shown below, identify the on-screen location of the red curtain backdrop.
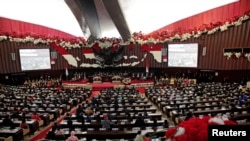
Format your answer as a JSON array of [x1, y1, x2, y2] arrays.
[[0, 17, 78, 40], [150, 0, 250, 34], [0, 0, 249, 42]]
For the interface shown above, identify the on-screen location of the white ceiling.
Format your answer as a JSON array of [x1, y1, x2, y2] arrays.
[[0, 0, 238, 39]]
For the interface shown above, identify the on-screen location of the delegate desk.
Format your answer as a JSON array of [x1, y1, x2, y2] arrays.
[[63, 129, 137, 140], [230, 113, 250, 121], [22, 112, 50, 126], [99, 107, 157, 114], [60, 119, 164, 130], [172, 107, 248, 124], [104, 113, 162, 120], [99, 103, 152, 109], [159, 99, 221, 111], [0, 119, 38, 135], [37, 108, 60, 121], [0, 127, 23, 141], [165, 104, 218, 117]]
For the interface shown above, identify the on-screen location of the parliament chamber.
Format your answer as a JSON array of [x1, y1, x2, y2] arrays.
[[0, 0, 250, 140]]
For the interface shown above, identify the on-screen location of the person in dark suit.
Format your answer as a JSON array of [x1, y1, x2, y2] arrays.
[[67, 118, 74, 131], [76, 105, 83, 116], [126, 113, 133, 123], [101, 114, 111, 129], [1, 115, 14, 127], [184, 111, 193, 121], [134, 114, 145, 128], [45, 126, 56, 140]]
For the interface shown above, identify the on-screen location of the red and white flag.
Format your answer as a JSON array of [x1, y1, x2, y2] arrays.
[[162, 47, 168, 62], [82, 48, 95, 59], [50, 42, 78, 67], [140, 44, 162, 62], [65, 64, 69, 76], [145, 59, 149, 73]]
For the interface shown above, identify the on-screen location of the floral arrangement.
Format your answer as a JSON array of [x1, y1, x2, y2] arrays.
[[122, 77, 131, 85], [0, 12, 249, 48], [130, 12, 250, 44], [245, 53, 250, 61], [165, 115, 237, 141], [234, 52, 242, 58], [93, 76, 102, 82], [112, 75, 122, 81], [223, 52, 233, 60]]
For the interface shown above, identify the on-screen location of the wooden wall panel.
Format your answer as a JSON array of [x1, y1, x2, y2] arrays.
[[0, 20, 249, 75]]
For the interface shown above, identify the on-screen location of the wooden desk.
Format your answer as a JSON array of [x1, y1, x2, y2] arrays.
[[63, 129, 137, 140], [99, 108, 157, 114], [0, 127, 23, 141], [230, 113, 250, 121], [60, 119, 164, 130], [0, 119, 38, 135]]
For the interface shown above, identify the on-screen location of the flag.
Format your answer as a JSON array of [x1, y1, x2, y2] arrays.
[[140, 44, 162, 62], [50, 42, 78, 67], [162, 46, 168, 62], [163, 56, 168, 62], [82, 48, 95, 59], [50, 58, 55, 64], [145, 59, 149, 73], [65, 64, 69, 76]]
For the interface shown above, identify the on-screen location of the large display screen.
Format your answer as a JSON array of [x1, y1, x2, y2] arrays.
[[19, 48, 51, 71], [168, 43, 198, 68]]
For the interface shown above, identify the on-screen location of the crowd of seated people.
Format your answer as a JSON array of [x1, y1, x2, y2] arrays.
[[1, 70, 249, 141], [146, 82, 250, 125], [43, 87, 168, 140], [0, 84, 91, 141], [23, 76, 62, 88]]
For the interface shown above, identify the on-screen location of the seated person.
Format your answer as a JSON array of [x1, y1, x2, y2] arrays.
[[134, 114, 145, 127], [101, 114, 111, 129], [134, 130, 144, 141], [76, 105, 83, 116], [64, 113, 72, 120], [66, 131, 79, 141], [55, 126, 65, 140], [184, 111, 194, 121], [46, 126, 56, 140], [20, 119, 28, 129], [238, 94, 249, 107], [31, 112, 41, 121], [67, 118, 75, 131], [126, 113, 133, 123], [84, 107, 93, 116], [76, 113, 85, 125], [1, 115, 15, 128]]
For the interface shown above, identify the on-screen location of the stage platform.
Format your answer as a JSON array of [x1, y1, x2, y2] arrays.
[[62, 80, 154, 90]]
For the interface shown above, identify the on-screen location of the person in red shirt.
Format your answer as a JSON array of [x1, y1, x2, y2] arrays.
[[20, 119, 28, 129], [31, 112, 41, 121]]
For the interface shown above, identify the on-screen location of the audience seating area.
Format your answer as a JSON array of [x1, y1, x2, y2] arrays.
[[0, 86, 91, 141], [146, 82, 250, 125], [0, 81, 249, 141], [52, 88, 168, 141]]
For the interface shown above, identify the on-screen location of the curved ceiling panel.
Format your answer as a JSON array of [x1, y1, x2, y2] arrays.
[[0, 0, 238, 40]]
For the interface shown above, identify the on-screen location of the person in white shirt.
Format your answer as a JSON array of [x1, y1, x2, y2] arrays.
[[134, 130, 144, 141]]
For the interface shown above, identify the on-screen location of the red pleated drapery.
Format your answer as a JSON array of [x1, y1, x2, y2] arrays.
[[150, 0, 250, 35], [0, 17, 78, 40], [0, 0, 249, 41]]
